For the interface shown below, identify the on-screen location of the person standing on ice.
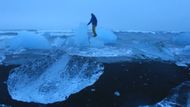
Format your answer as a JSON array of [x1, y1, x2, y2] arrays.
[[87, 13, 97, 37]]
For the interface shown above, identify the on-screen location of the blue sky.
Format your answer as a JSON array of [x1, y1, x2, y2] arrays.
[[0, 0, 190, 31]]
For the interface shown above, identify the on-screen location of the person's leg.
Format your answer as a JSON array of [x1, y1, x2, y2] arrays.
[[92, 25, 97, 37]]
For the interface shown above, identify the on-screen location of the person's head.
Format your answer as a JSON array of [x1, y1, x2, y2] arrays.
[[91, 13, 94, 16]]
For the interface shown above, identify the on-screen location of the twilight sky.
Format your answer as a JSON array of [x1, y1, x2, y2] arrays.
[[0, 0, 190, 31]]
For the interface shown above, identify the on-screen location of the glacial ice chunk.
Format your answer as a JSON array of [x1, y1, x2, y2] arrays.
[[140, 81, 190, 107], [65, 24, 117, 48], [6, 31, 50, 50], [114, 91, 121, 97], [7, 51, 104, 104], [66, 24, 90, 47], [96, 27, 117, 44]]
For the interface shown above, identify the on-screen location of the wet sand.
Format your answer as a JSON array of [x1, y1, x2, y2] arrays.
[[0, 61, 189, 107]]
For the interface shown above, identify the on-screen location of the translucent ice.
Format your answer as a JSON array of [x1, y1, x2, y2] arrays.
[[7, 51, 104, 104], [140, 81, 190, 107], [6, 31, 50, 50]]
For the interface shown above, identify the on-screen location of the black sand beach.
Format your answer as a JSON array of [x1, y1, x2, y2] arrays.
[[0, 61, 189, 107]]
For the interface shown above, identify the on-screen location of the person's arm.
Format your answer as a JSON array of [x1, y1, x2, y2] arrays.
[[87, 18, 92, 25]]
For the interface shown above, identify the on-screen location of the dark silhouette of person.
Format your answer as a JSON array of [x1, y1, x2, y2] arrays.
[[87, 13, 97, 37]]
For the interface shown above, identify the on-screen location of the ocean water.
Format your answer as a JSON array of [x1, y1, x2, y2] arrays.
[[0, 27, 190, 107]]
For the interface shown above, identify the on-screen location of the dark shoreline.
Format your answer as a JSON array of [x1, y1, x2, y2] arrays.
[[0, 61, 190, 107]]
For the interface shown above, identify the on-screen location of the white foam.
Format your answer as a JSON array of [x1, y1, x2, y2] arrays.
[[0, 53, 5, 64], [1, 30, 190, 66], [0, 104, 11, 107], [65, 24, 89, 47], [172, 33, 190, 46], [95, 27, 117, 44], [64, 31, 190, 66]]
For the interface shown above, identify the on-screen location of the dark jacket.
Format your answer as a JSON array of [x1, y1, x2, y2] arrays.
[[88, 14, 97, 26]]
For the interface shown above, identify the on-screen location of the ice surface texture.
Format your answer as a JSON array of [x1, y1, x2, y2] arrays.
[[65, 24, 117, 48], [6, 31, 50, 50], [7, 50, 104, 104], [141, 81, 190, 107], [1, 30, 190, 66]]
